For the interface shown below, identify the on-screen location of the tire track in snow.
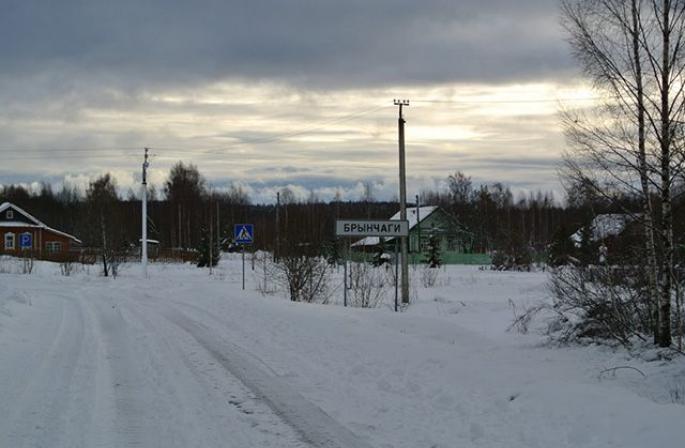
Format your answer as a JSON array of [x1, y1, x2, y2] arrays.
[[87, 289, 307, 448], [0, 291, 90, 447], [92, 298, 151, 447], [156, 305, 374, 448], [123, 297, 307, 448]]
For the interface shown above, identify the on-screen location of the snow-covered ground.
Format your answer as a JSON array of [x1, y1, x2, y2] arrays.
[[0, 255, 684, 447]]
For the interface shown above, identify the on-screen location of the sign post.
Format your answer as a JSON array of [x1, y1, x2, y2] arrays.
[[335, 219, 408, 310], [343, 250, 347, 307], [234, 224, 254, 291], [394, 239, 399, 313]]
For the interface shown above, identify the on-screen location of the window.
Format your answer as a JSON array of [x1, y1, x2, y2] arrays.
[[5, 210, 13, 219], [4, 233, 15, 250], [46, 242, 62, 253]]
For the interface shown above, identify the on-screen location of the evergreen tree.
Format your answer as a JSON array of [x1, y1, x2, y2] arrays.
[[578, 222, 596, 266], [196, 226, 220, 268], [424, 235, 442, 268], [548, 224, 575, 267]]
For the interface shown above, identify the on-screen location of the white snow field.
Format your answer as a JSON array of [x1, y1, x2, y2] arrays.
[[1, 256, 684, 448]]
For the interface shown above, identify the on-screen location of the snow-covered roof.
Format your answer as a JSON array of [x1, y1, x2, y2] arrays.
[[571, 213, 634, 244], [391, 206, 437, 229], [352, 206, 438, 247], [0, 221, 43, 228], [0, 202, 82, 244]]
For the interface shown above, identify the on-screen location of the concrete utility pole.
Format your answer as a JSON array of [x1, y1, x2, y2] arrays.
[[216, 201, 220, 250], [394, 99, 410, 304], [141, 147, 149, 278], [209, 193, 213, 276]]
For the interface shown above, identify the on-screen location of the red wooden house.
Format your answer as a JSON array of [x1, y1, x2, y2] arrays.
[[0, 202, 81, 259]]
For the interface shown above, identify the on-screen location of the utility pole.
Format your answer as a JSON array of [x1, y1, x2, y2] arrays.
[[416, 194, 421, 257], [216, 201, 220, 251], [275, 191, 281, 262], [395, 99, 410, 304], [141, 147, 150, 278], [209, 193, 214, 276]]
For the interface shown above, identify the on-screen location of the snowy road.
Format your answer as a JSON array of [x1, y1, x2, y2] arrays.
[[1, 261, 685, 448], [0, 280, 339, 447]]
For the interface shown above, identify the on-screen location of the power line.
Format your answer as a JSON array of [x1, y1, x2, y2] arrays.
[[0, 154, 143, 161], [0, 146, 141, 153], [412, 97, 599, 105]]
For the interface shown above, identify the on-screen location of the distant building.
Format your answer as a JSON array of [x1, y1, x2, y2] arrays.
[[138, 238, 160, 258], [570, 213, 635, 246], [0, 202, 81, 259], [352, 206, 474, 257]]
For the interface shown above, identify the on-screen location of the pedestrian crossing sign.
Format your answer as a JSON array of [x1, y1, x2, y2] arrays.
[[234, 224, 254, 245]]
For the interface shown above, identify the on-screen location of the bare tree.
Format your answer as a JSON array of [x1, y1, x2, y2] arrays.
[[86, 174, 120, 277], [279, 187, 296, 205], [164, 162, 207, 249], [562, 0, 685, 346], [447, 171, 473, 207], [226, 183, 250, 206]]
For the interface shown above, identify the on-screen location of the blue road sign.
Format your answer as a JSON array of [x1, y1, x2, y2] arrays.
[[20, 233, 32, 249], [234, 224, 254, 245]]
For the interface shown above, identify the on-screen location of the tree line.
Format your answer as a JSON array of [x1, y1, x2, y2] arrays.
[[0, 163, 591, 259]]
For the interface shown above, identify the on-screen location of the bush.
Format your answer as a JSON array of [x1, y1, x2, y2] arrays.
[[349, 263, 387, 308], [491, 247, 532, 271], [273, 254, 330, 303], [60, 260, 75, 276], [254, 252, 278, 295], [421, 267, 439, 288], [548, 264, 652, 346], [491, 231, 533, 271]]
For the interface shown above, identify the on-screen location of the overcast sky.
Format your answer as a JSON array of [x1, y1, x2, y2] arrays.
[[0, 0, 591, 203]]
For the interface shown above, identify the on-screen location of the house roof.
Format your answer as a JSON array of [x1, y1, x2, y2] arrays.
[[570, 213, 634, 244], [0, 202, 82, 244], [352, 206, 439, 247]]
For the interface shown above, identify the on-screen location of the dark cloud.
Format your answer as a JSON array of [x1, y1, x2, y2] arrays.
[[0, 0, 572, 92]]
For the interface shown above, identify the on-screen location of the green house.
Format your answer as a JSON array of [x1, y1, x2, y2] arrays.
[[351, 206, 487, 264]]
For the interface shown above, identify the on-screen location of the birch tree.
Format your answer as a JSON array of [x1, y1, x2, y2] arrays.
[[562, 0, 685, 346], [86, 174, 119, 277]]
